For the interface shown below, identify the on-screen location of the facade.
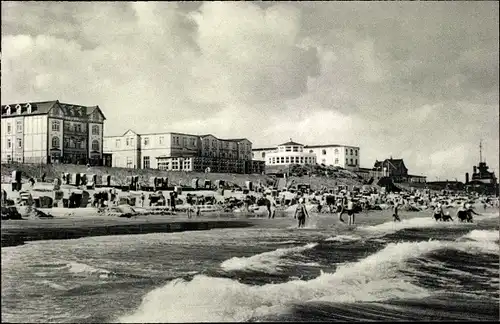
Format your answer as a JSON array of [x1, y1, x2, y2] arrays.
[[1, 101, 106, 165], [103, 130, 264, 174], [252, 141, 360, 170]]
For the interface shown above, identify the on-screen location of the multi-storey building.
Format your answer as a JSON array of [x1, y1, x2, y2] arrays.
[[1, 100, 106, 165], [103, 130, 264, 174], [252, 141, 360, 170]]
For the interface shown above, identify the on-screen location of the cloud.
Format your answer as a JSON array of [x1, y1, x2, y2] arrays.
[[1, 1, 498, 181]]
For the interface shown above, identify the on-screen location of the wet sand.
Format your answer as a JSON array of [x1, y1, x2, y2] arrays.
[[1, 214, 264, 248]]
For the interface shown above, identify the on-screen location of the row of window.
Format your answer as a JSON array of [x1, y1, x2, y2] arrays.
[[6, 138, 22, 149], [51, 121, 100, 135], [5, 121, 22, 134], [259, 148, 359, 158], [267, 156, 317, 165]]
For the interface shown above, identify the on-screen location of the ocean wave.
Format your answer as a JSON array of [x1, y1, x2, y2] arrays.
[[325, 234, 361, 242], [220, 243, 318, 273], [460, 229, 499, 243], [118, 233, 499, 323], [360, 213, 498, 235]]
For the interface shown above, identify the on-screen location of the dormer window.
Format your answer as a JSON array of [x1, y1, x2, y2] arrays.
[[5, 105, 11, 115], [26, 103, 32, 113], [15, 104, 22, 114]]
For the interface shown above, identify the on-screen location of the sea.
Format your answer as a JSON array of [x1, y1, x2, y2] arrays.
[[2, 208, 499, 323]]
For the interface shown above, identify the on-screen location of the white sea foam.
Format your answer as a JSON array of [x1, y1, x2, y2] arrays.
[[461, 229, 499, 243], [119, 234, 499, 323], [220, 243, 318, 273], [66, 261, 111, 278], [360, 213, 499, 235], [325, 234, 361, 242]]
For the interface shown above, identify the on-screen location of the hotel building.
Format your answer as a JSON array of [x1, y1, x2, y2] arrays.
[[103, 130, 264, 174], [1, 100, 106, 165], [252, 140, 360, 170]]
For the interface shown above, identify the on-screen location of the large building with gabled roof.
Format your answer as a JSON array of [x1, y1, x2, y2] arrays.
[[1, 100, 106, 165]]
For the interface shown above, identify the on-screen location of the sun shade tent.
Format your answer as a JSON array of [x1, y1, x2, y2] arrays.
[[39, 196, 54, 208], [204, 179, 212, 189], [174, 186, 183, 195], [245, 181, 253, 191], [102, 175, 111, 187], [191, 178, 199, 189]]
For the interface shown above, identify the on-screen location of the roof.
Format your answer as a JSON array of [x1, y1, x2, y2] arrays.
[[278, 141, 303, 146], [1, 100, 106, 120], [374, 158, 407, 170], [1, 100, 58, 117]]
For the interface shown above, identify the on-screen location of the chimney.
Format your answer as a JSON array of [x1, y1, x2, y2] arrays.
[[473, 166, 477, 174], [465, 172, 469, 184]]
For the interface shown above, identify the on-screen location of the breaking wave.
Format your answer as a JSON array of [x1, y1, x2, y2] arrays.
[[325, 234, 361, 242], [220, 243, 318, 273]]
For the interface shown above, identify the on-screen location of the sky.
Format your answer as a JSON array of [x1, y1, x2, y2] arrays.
[[2, 1, 498, 181]]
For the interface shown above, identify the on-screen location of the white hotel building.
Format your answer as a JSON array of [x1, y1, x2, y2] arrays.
[[252, 140, 360, 171]]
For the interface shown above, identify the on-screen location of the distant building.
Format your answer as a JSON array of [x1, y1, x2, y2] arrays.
[[465, 161, 498, 195], [252, 140, 360, 170], [372, 158, 426, 183], [1, 100, 106, 165], [103, 130, 264, 174]]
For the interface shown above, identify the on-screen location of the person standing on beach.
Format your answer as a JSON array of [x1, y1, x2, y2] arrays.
[[140, 192, 145, 207], [346, 198, 356, 226], [294, 198, 309, 228], [336, 197, 345, 223], [393, 199, 401, 222]]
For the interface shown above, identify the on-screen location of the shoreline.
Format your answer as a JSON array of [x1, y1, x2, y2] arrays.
[[1, 215, 260, 248]]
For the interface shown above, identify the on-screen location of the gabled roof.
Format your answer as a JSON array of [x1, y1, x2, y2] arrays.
[[374, 158, 407, 170], [279, 141, 303, 146], [87, 105, 106, 120]]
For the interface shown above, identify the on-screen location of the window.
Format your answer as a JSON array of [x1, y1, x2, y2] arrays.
[[126, 138, 130, 146], [292, 146, 298, 152], [286, 146, 291, 152], [17, 138, 22, 148], [346, 159, 348, 164], [272, 157, 276, 164], [183, 138, 187, 146], [261, 152, 265, 158], [335, 158, 339, 164], [309, 150, 313, 153], [280, 157, 284, 163], [115, 139, 121, 148], [7, 123, 11, 134], [334, 149, 339, 155], [300, 157, 304, 163], [52, 120, 60, 131], [355, 150, 358, 156], [92, 140, 99, 151], [52, 136, 60, 148], [76, 124, 82, 133], [322, 149, 327, 155], [285, 156, 289, 163], [252, 153, 255, 158], [172, 161, 179, 170], [126, 157, 133, 168], [158, 161, 169, 170], [144, 137, 149, 146], [7, 138, 12, 148], [16, 121, 22, 132], [92, 125, 99, 135], [350, 158, 353, 165], [64, 138, 69, 148], [355, 159, 358, 165], [159, 136, 164, 145], [143, 156, 150, 169], [268, 158, 271, 164], [350, 149, 353, 155]]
